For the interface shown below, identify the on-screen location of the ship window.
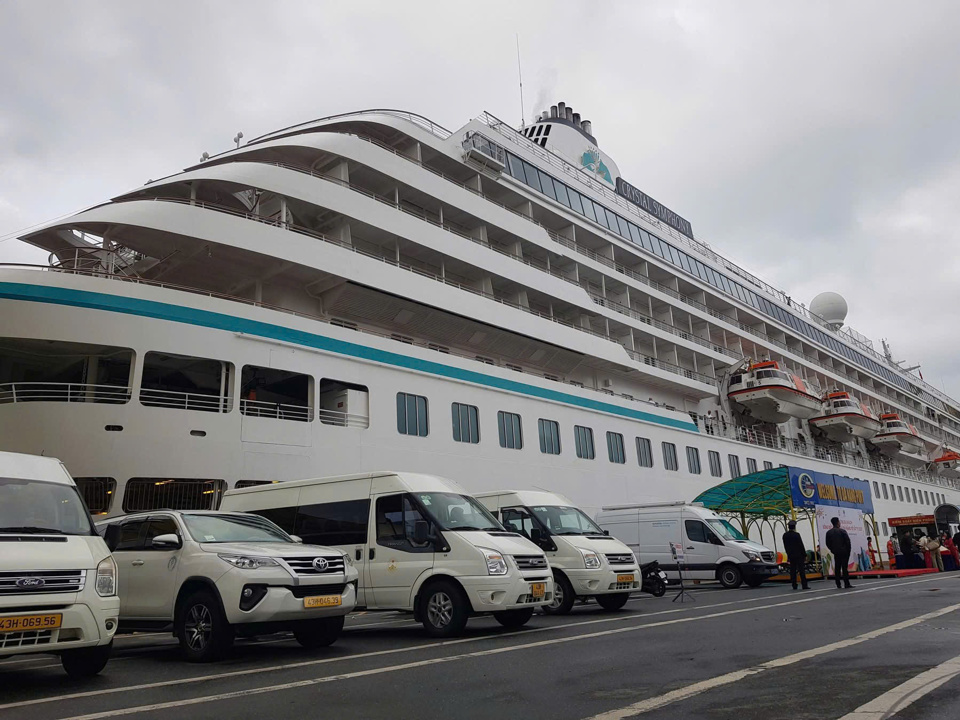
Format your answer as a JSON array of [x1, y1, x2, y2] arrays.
[[452, 403, 480, 444], [729, 375, 743, 386], [140, 351, 233, 413], [240, 365, 313, 422], [538, 419, 561, 455], [123, 478, 226, 513], [506, 154, 526, 182], [728, 454, 742, 478], [686, 446, 701, 474], [0, 337, 133, 404], [580, 196, 597, 223], [662, 442, 678, 471], [746, 458, 758, 474], [882, 521, 889, 535], [607, 432, 626, 464], [709, 451, 723, 477], [554, 182, 570, 207], [497, 411, 522, 449], [567, 188, 584, 215], [522, 161, 542, 193], [616, 215, 631, 238], [763, 461, 774, 470], [74, 477, 117, 516], [911, 488, 918, 503], [873, 481, 880, 496], [897, 486, 904, 502], [636, 437, 654, 468], [574, 425, 595, 460], [319, 379, 369, 428], [539, 171, 557, 201], [397, 392, 429, 437]]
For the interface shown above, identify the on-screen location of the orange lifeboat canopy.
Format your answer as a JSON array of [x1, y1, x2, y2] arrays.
[[749, 361, 780, 371], [826, 391, 851, 401], [935, 450, 960, 464], [880, 413, 901, 421]]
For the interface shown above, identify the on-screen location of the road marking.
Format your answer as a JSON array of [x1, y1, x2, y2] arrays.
[[47, 579, 953, 720], [838, 652, 960, 719], [584, 603, 960, 720]]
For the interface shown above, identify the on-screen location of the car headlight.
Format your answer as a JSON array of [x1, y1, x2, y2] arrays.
[[478, 547, 508, 575], [218, 554, 280, 570], [580, 549, 601, 569], [95, 555, 117, 597], [743, 550, 761, 562]]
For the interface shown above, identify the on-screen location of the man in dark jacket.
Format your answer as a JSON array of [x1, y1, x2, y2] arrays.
[[825, 517, 854, 589], [782, 520, 809, 590]]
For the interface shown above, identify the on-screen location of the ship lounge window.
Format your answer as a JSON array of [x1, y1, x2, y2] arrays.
[[763, 461, 774, 470], [538, 419, 561, 455], [873, 481, 881, 497], [897, 486, 904, 502], [607, 432, 626, 464], [636, 437, 654, 468], [123, 478, 226, 513], [686, 447, 701, 474], [911, 488, 918, 503], [662, 442, 679, 471], [397, 392, 429, 437], [240, 365, 313, 421], [0, 337, 133, 405], [74, 477, 117, 516], [498, 411, 522, 450], [746, 458, 758, 474], [574, 425, 595, 460], [451, 403, 480, 444], [140, 351, 233, 413], [319, 379, 369, 428], [708, 451, 723, 477], [728, 454, 742, 479]]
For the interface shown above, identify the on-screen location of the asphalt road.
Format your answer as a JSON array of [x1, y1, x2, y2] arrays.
[[3, 576, 960, 720]]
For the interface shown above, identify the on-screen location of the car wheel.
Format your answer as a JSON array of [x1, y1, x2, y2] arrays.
[[543, 572, 576, 615], [596, 593, 630, 611], [176, 590, 234, 662], [293, 616, 345, 649], [60, 642, 112, 678], [493, 608, 535, 628], [718, 564, 743, 589], [419, 579, 469, 638]]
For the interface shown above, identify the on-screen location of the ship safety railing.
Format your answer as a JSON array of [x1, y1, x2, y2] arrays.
[[239, 398, 313, 422], [0, 382, 131, 405], [139, 388, 233, 413], [123, 478, 227, 513], [318, 408, 370, 428], [74, 477, 117, 516]]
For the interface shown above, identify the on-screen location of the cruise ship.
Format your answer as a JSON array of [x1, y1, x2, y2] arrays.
[[2, 102, 958, 538]]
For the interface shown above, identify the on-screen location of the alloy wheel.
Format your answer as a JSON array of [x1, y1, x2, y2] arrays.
[[184, 603, 213, 651], [427, 591, 454, 628]]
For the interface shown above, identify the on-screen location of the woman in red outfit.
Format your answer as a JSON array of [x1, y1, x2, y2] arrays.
[[942, 531, 960, 571]]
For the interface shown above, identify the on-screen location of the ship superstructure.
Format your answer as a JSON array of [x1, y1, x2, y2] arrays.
[[1, 102, 958, 528]]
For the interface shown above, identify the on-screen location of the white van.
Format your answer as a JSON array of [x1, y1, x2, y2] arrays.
[[222, 472, 554, 636], [476, 491, 640, 614], [596, 502, 778, 589], [0, 451, 119, 676]]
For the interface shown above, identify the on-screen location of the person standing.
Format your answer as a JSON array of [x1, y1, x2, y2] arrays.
[[782, 520, 809, 590], [886, 535, 897, 569], [825, 517, 854, 589], [866, 537, 877, 569]]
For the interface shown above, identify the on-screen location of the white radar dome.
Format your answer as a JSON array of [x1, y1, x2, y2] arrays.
[[810, 292, 848, 329]]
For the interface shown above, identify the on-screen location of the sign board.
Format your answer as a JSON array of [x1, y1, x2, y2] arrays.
[[788, 467, 874, 514], [888, 515, 936, 527], [669, 542, 685, 563], [615, 177, 695, 240], [815, 505, 871, 573]]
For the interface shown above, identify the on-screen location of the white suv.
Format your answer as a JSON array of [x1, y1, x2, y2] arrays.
[[99, 510, 358, 662]]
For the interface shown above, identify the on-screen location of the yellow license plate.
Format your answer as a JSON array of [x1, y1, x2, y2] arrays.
[[0, 613, 62, 632], [617, 574, 635, 583], [303, 595, 341, 609], [531, 582, 546, 599]]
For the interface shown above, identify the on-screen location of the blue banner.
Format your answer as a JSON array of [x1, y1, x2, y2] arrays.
[[787, 466, 874, 513], [832, 474, 874, 514]]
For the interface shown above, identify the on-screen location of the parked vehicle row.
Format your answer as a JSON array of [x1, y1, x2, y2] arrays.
[[1, 451, 777, 679]]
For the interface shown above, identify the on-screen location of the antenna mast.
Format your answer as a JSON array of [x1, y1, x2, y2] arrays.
[[516, 34, 525, 128]]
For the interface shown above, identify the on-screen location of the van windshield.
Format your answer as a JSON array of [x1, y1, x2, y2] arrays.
[[0, 477, 96, 536], [706, 519, 748, 541], [414, 493, 502, 532], [529, 505, 604, 535], [183, 513, 294, 543]]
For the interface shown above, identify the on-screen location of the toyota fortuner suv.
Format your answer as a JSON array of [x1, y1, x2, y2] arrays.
[[98, 510, 358, 661]]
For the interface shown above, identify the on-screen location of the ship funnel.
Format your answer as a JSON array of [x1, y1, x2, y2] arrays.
[[572, 112, 581, 127], [550, 105, 558, 118], [565, 106, 573, 121], [581, 119, 592, 135], [557, 101, 566, 118]]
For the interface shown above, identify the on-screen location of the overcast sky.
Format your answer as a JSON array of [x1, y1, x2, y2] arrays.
[[2, 0, 959, 397]]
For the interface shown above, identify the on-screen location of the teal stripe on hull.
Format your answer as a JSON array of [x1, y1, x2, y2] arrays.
[[0, 281, 700, 433]]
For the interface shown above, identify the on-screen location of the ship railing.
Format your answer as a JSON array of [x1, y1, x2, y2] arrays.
[[245, 108, 453, 148], [123, 478, 227, 513], [239, 399, 313, 422], [0, 382, 131, 405], [139, 388, 233, 413], [318, 409, 370, 428]]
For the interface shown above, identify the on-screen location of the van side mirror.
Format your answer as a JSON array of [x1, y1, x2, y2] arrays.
[[413, 520, 429, 545], [530, 528, 543, 543], [603, 529, 610, 536], [290, 535, 303, 544], [151, 533, 182, 550]]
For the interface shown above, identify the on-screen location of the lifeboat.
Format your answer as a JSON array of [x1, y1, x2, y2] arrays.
[[727, 361, 822, 424], [870, 413, 926, 464], [808, 391, 882, 443], [933, 450, 960, 479]]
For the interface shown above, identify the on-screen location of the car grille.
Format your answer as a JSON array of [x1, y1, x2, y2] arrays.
[[512, 555, 548, 571], [282, 556, 345, 576], [0, 629, 53, 648], [605, 553, 635, 566], [0, 570, 85, 595], [761, 551, 775, 563], [287, 583, 347, 599]]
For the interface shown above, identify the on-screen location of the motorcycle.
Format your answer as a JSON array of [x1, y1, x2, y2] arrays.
[[641, 560, 668, 597]]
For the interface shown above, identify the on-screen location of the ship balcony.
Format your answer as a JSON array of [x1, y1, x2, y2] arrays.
[[461, 132, 506, 171]]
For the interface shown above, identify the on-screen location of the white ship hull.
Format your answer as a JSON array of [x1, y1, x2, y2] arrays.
[[728, 386, 822, 424], [809, 413, 882, 443]]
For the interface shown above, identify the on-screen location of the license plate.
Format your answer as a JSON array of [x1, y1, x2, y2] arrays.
[[0, 613, 62, 632], [531, 582, 546, 599], [303, 595, 341, 609], [617, 574, 635, 583]]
